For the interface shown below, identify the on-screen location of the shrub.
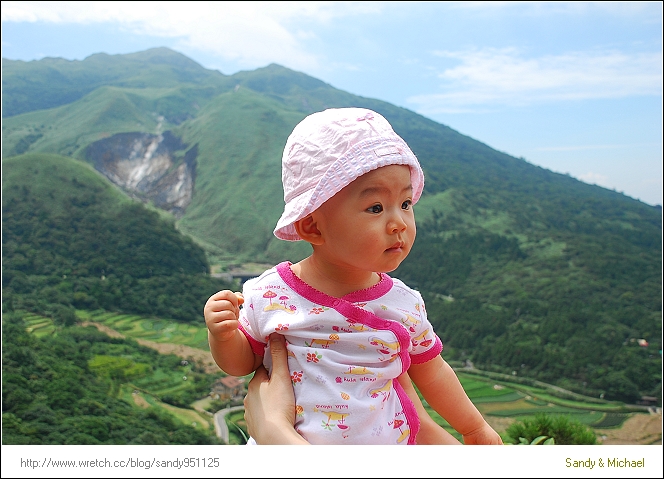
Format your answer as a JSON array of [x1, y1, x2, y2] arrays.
[[505, 413, 597, 445]]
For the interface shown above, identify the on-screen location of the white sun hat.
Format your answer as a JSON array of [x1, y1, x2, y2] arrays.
[[274, 107, 425, 241]]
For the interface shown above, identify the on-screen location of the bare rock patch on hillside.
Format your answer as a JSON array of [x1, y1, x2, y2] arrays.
[[86, 131, 197, 217]]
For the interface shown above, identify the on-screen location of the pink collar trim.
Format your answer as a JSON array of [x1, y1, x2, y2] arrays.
[[275, 261, 393, 305]]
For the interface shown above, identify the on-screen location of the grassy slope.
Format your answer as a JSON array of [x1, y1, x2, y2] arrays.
[[173, 87, 312, 263], [4, 58, 659, 265], [2, 87, 160, 159], [2, 152, 132, 216], [2, 53, 660, 401], [2, 85, 228, 160]]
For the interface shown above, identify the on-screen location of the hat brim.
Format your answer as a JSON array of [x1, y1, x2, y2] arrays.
[[274, 138, 424, 241]]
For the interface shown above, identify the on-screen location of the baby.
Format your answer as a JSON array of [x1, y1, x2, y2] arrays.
[[205, 108, 502, 445]]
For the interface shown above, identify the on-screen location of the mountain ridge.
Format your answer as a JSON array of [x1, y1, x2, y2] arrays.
[[2, 47, 660, 404], [2, 47, 230, 118]]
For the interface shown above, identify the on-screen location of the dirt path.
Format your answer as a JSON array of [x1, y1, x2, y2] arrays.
[[131, 391, 151, 409], [80, 321, 220, 373], [484, 416, 516, 436], [80, 321, 661, 445], [597, 412, 662, 445]]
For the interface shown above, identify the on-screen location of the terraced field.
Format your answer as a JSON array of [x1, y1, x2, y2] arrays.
[[119, 385, 214, 432], [76, 310, 209, 350], [24, 310, 662, 445], [23, 313, 58, 338], [424, 374, 660, 444]]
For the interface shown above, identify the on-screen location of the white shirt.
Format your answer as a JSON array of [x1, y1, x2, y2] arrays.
[[239, 262, 443, 445]]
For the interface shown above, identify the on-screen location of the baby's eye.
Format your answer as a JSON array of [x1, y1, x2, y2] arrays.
[[401, 200, 412, 210], [367, 204, 383, 214]]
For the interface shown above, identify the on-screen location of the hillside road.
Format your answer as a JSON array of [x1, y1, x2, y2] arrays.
[[214, 406, 244, 444]]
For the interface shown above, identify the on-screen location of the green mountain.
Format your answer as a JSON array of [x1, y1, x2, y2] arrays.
[[1, 152, 235, 444], [2, 48, 661, 405]]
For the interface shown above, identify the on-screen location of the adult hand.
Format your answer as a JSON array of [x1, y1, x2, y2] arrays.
[[243, 333, 309, 444]]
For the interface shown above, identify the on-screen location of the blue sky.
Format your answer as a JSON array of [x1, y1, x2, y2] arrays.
[[2, 1, 662, 205]]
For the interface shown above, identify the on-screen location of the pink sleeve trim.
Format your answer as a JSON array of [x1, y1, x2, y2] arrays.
[[238, 323, 266, 357], [410, 336, 443, 364]]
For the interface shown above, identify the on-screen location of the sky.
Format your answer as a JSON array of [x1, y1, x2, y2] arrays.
[[2, 1, 662, 206]]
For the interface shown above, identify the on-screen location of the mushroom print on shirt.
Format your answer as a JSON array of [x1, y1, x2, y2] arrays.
[[238, 262, 443, 445]]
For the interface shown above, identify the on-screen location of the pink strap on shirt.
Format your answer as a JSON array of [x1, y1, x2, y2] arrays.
[[275, 261, 422, 444]]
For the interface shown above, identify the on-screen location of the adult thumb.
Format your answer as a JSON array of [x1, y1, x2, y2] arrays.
[[268, 333, 289, 380]]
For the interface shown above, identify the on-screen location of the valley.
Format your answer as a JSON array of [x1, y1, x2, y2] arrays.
[[25, 310, 660, 445]]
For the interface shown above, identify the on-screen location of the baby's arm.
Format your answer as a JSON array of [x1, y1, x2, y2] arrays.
[[397, 373, 461, 444], [204, 290, 263, 376], [408, 356, 503, 445]]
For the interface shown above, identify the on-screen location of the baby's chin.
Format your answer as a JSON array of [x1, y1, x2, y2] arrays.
[[377, 261, 405, 274]]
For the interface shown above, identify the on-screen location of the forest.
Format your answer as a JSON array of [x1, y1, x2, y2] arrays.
[[2, 313, 220, 445], [395, 186, 662, 402]]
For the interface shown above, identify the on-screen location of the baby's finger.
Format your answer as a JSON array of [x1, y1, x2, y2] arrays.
[[209, 290, 241, 308], [208, 298, 240, 313], [207, 309, 240, 324], [209, 319, 239, 338]]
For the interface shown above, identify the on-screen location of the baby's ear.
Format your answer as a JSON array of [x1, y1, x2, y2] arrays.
[[294, 215, 323, 245]]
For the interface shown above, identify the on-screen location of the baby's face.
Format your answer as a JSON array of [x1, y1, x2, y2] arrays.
[[312, 164, 416, 273]]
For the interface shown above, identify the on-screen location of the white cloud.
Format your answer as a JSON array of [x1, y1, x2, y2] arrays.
[[408, 47, 663, 113], [450, 1, 661, 17], [577, 171, 609, 186], [1, 1, 381, 71]]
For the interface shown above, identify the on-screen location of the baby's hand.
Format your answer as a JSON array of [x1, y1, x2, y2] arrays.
[[204, 290, 244, 342], [462, 422, 504, 445]]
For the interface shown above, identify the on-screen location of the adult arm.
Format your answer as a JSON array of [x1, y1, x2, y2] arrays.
[[243, 333, 310, 445]]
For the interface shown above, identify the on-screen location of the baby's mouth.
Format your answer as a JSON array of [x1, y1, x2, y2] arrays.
[[386, 241, 405, 252]]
